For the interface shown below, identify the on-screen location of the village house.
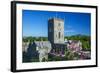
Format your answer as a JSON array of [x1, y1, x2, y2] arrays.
[[66, 40, 82, 52]]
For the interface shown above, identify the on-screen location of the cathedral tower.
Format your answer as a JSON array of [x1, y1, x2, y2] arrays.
[[48, 18, 64, 44]]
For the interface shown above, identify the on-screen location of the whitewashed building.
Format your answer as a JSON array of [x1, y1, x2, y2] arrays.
[[32, 41, 52, 62], [66, 40, 82, 52]]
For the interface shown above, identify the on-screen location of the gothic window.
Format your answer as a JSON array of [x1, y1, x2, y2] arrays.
[[58, 32, 61, 39]]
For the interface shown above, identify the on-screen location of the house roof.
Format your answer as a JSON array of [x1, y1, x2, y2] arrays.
[[33, 41, 51, 49]]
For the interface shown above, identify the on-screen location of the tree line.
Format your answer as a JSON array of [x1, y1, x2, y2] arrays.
[[23, 34, 91, 51]]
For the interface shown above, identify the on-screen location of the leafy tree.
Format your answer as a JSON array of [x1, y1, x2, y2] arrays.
[[65, 50, 74, 60]]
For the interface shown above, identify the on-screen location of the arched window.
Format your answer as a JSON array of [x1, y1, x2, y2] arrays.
[[59, 32, 60, 39]]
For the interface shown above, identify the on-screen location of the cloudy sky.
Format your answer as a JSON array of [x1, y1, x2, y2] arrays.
[[22, 10, 91, 37]]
